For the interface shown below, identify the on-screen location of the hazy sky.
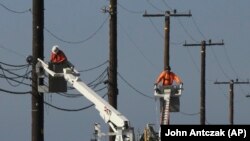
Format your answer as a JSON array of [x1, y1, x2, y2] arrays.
[[1, 0, 250, 141]]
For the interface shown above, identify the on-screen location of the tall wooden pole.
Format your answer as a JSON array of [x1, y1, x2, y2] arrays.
[[200, 41, 206, 125], [184, 40, 224, 125], [164, 11, 170, 69], [229, 80, 234, 125], [214, 79, 249, 124], [143, 10, 191, 125], [143, 10, 191, 69], [108, 0, 117, 141], [32, 0, 44, 141]]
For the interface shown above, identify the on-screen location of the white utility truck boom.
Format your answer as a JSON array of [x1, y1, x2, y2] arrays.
[[37, 59, 134, 141]]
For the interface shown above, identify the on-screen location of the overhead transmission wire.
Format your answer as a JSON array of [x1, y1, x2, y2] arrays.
[[0, 64, 30, 79], [87, 67, 108, 88], [0, 73, 31, 87], [118, 3, 170, 70], [44, 93, 107, 112], [79, 61, 109, 92], [178, 17, 202, 73], [0, 61, 29, 68], [0, 63, 31, 86], [0, 65, 31, 87], [0, 3, 30, 14], [0, 87, 31, 95], [146, 0, 164, 13], [78, 60, 108, 72], [44, 15, 109, 44], [148, 17, 184, 46], [178, 16, 232, 83], [191, 15, 248, 100], [39, 82, 107, 112], [161, 0, 173, 11], [190, 16, 231, 80], [0, 61, 103, 112], [144, 1, 184, 45], [179, 111, 200, 116], [0, 65, 30, 86], [118, 22, 158, 71], [0, 44, 27, 58], [43, 88, 108, 112], [191, 15, 247, 98], [26, 4, 108, 45], [0, 63, 31, 94], [0, 4, 107, 112], [118, 72, 154, 100], [117, 2, 144, 14]]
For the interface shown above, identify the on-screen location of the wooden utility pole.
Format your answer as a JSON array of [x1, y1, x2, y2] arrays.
[[143, 10, 191, 69], [143, 10, 191, 125], [108, 0, 117, 141], [214, 79, 249, 124], [183, 40, 224, 125], [32, 0, 44, 141]]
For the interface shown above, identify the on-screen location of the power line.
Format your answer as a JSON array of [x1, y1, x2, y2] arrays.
[[0, 61, 29, 68], [78, 60, 108, 72], [0, 87, 31, 94], [161, 0, 173, 11], [190, 16, 234, 81], [146, 0, 164, 12], [177, 18, 199, 43], [179, 111, 200, 116], [44, 16, 109, 44], [118, 72, 154, 100], [118, 22, 158, 71], [0, 3, 30, 14], [118, 3, 144, 14], [0, 44, 27, 58]]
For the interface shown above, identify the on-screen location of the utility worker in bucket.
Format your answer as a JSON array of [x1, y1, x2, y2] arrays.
[[155, 66, 182, 86], [50, 45, 67, 64], [154, 66, 183, 94]]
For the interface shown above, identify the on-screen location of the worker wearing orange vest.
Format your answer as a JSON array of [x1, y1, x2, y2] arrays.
[[50, 45, 67, 63], [154, 66, 183, 125], [155, 66, 182, 86]]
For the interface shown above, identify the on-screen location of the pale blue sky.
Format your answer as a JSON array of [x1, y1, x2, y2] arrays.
[[0, 0, 250, 141]]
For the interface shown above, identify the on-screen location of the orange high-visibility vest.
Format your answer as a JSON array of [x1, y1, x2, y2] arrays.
[[50, 50, 67, 63], [156, 71, 182, 86]]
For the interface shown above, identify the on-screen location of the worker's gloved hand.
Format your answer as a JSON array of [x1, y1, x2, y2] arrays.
[[154, 83, 158, 90], [179, 82, 183, 89], [178, 83, 183, 94], [154, 83, 160, 94]]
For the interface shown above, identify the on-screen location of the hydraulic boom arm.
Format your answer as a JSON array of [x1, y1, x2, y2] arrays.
[[37, 59, 134, 141]]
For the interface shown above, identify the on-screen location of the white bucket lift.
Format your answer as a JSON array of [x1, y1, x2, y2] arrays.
[[154, 84, 183, 125], [36, 59, 79, 93], [36, 59, 134, 141]]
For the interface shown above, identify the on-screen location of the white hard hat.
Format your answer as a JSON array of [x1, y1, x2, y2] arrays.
[[52, 45, 59, 53]]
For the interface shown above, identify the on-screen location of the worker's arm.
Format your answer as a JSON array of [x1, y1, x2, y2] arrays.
[[155, 71, 165, 84], [173, 74, 182, 85], [58, 51, 67, 63], [50, 53, 56, 62]]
